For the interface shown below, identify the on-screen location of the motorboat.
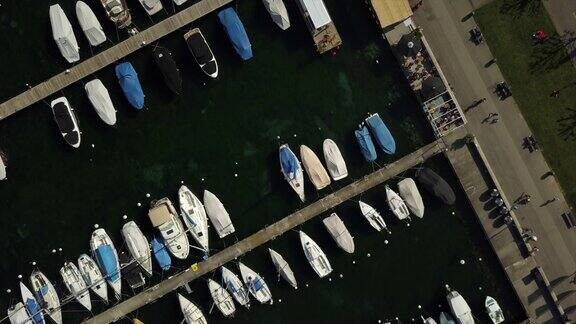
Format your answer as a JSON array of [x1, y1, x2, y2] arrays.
[[358, 200, 390, 233], [221, 266, 250, 307], [49, 4, 80, 63], [238, 262, 273, 304], [485, 296, 504, 324], [218, 8, 253, 60], [173, 0, 188, 5], [300, 145, 331, 190], [178, 185, 209, 253], [262, 0, 290, 30], [50, 97, 81, 148], [422, 316, 438, 324], [60, 262, 91, 311], [19, 282, 44, 324], [207, 279, 235, 317], [90, 228, 122, 300], [7, 302, 34, 324], [153, 46, 182, 94], [148, 197, 190, 259], [439, 312, 456, 324], [203, 190, 235, 238], [115, 62, 145, 109], [100, 0, 132, 28], [299, 231, 332, 278], [268, 248, 297, 289], [322, 213, 354, 253], [121, 221, 153, 277], [85, 79, 116, 125], [446, 289, 474, 324], [76, 1, 106, 46], [29, 271, 62, 324], [416, 167, 456, 205], [279, 144, 305, 201], [177, 294, 207, 324], [322, 139, 348, 181], [355, 125, 377, 162], [385, 185, 411, 223], [398, 178, 425, 218], [151, 237, 172, 271], [184, 28, 218, 78], [366, 113, 396, 154], [138, 0, 163, 15], [77, 254, 108, 302], [118, 251, 146, 290]]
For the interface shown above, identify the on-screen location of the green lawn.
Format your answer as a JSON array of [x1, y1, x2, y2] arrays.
[[476, 0, 576, 206]]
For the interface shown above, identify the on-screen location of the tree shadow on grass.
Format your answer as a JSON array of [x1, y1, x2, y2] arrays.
[[557, 108, 576, 141], [499, 0, 543, 18], [529, 32, 573, 73]]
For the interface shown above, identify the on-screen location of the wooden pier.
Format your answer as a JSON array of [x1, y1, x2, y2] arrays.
[[81, 139, 446, 324]]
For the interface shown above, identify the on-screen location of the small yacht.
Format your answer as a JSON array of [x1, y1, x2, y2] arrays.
[[7, 301, 34, 324], [184, 28, 218, 78], [76, 1, 106, 46], [100, 0, 132, 28], [355, 124, 377, 162], [60, 262, 91, 311], [268, 248, 297, 289], [385, 185, 411, 224], [207, 279, 236, 317], [19, 282, 44, 324], [30, 271, 62, 324], [398, 178, 425, 218], [122, 221, 153, 276], [221, 266, 250, 307], [77, 254, 108, 302], [446, 289, 474, 324], [85, 79, 116, 126], [153, 46, 182, 94], [485, 296, 504, 324], [90, 228, 122, 300], [218, 8, 252, 60], [50, 97, 81, 148], [299, 231, 332, 278], [116, 62, 145, 110], [148, 197, 190, 259], [179, 185, 209, 253], [323, 213, 355, 253], [279, 144, 305, 201], [203, 190, 235, 239], [262, 0, 290, 30], [151, 237, 172, 271], [366, 113, 396, 154], [177, 294, 207, 324], [238, 262, 273, 304], [358, 200, 390, 233], [322, 139, 348, 181], [416, 167, 456, 205], [49, 4, 80, 63], [300, 145, 331, 190], [137, 0, 163, 15]]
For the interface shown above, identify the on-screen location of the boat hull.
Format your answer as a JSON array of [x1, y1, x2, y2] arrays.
[[299, 231, 332, 278], [269, 248, 298, 289], [323, 213, 355, 253], [279, 144, 305, 201], [300, 145, 331, 190], [238, 262, 273, 304], [78, 254, 108, 303], [322, 139, 348, 180], [203, 190, 235, 238]]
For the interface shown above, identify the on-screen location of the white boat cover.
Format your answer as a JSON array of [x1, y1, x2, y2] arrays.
[[0, 155, 6, 180], [297, 0, 330, 30], [398, 178, 424, 218], [300, 144, 331, 190], [49, 4, 80, 63], [76, 1, 106, 46], [323, 213, 354, 253], [323, 139, 348, 181], [262, 0, 290, 30], [85, 79, 116, 125], [269, 248, 298, 289], [203, 190, 235, 238], [7, 303, 31, 324], [207, 279, 236, 317], [173, 0, 188, 5], [177, 294, 207, 324]]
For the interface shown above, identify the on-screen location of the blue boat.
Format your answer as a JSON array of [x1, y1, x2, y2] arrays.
[[115, 62, 145, 109], [354, 125, 377, 162], [366, 113, 396, 154], [218, 8, 253, 60], [151, 237, 172, 271], [19, 282, 45, 324], [90, 229, 122, 300], [279, 144, 305, 201]]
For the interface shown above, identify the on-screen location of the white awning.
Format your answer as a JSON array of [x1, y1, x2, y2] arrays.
[[300, 0, 331, 29]]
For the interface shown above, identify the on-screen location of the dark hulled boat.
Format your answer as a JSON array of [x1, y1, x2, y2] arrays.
[[416, 167, 456, 205], [153, 47, 182, 94], [50, 97, 81, 148]]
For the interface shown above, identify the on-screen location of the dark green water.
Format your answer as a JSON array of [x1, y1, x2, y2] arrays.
[[0, 0, 524, 323]]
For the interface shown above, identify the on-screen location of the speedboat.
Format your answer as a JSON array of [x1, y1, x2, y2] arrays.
[[90, 228, 122, 300], [440, 312, 456, 324], [238, 262, 273, 304], [299, 231, 332, 278], [19, 282, 44, 324], [100, 0, 132, 28], [138, 0, 163, 15], [60, 262, 91, 311], [85, 79, 116, 126], [268, 248, 297, 289], [358, 200, 390, 233], [447, 289, 474, 324], [416, 167, 456, 205], [151, 237, 172, 271], [385, 185, 411, 223], [398, 178, 425, 218], [218, 8, 253, 60], [121, 221, 153, 276], [279, 144, 305, 201], [355, 125, 377, 162], [179, 185, 209, 253], [173, 0, 188, 5], [148, 197, 190, 259], [322, 139, 348, 181], [366, 113, 396, 154], [203, 190, 235, 239], [184, 28, 218, 78], [300, 145, 331, 190], [76, 1, 106, 46], [262, 0, 290, 30], [77, 254, 108, 302], [153, 47, 182, 94], [323, 213, 354, 253], [7, 302, 34, 324], [207, 279, 235, 317], [115, 62, 145, 109], [50, 97, 81, 148], [485, 296, 504, 324], [177, 294, 207, 324], [29, 271, 62, 324], [221, 266, 250, 307], [49, 4, 80, 63]]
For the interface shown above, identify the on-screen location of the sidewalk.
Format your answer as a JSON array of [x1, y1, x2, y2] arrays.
[[542, 0, 576, 64]]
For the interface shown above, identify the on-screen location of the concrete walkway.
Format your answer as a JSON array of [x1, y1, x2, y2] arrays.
[[542, 0, 576, 64]]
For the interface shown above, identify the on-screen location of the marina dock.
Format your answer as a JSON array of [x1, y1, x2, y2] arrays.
[[82, 139, 446, 323]]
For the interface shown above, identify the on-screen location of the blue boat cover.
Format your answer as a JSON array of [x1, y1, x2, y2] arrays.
[[25, 298, 45, 324], [151, 237, 171, 271], [218, 8, 253, 60], [252, 277, 265, 291], [38, 286, 49, 296], [279, 146, 297, 179], [366, 114, 396, 154], [115, 62, 145, 109], [95, 245, 120, 282], [355, 126, 377, 162]]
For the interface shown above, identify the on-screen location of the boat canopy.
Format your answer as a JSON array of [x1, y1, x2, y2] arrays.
[[52, 101, 80, 146], [95, 245, 120, 282], [355, 126, 377, 162], [50, 4, 80, 63], [25, 298, 44, 324], [298, 0, 330, 29], [218, 8, 253, 60], [152, 237, 171, 270], [366, 113, 396, 154], [115, 62, 145, 109], [149, 205, 171, 227], [280, 147, 297, 178], [153, 47, 182, 94]]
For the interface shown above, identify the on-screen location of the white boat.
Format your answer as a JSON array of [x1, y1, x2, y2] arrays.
[[447, 290, 474, 324], [323, 213, 355, 253], [221, 266, 250, 307], [121, 221, 153, 277], [138, 0, 163, 15], [7, 302, 32, 324], [49, 4, 80, 63], [100, 0, 132, 28], [29, 271, 62, 324], [323, 139, 348, 181], [279, 144, 305, 201], [85, 79, 116, 126], [60, 262, 92, 311], [207, 279, 235, 317], [300, 145, 331, 190], [78, 254, 108, 302], [203, 190, 235, 239], [148, 198, 190, 259], [173, 0, 188, 5], [268, 248, 297, 289], [358, 200, 390, 233], [177, 294, 207, 324], [398, 178, 425, 218], [184, 28, 218, 78], [179, 186, 209, 253], [19, 283, 44, 324], [262, 0, 290, 30], [75, 1, 106, 46], [299, 231, 332, 278], [51, 97, 81, 149], [238, 262, 273, 304], [90, 228, 122, 300], [421, 316, 438, 324], [485, 296, 504, 324], [385, 185, 411, 223], [0, 154, 6, 181]]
